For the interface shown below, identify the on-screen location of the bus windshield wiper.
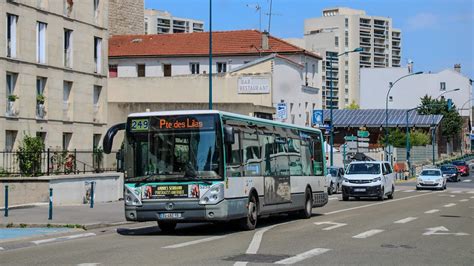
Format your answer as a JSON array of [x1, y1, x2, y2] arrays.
[[182, 176, 213, 185]]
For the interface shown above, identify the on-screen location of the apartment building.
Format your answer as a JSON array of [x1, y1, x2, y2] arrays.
[[144, 9, 204, 34], [287, 7, 402, 109], [1, 0, 108, 151], [109, 0, 144, 35]]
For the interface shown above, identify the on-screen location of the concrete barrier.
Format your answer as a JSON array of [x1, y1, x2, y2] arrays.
[[1, 173, 123, 206]]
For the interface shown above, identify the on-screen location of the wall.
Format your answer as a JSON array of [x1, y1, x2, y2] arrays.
[[109, 0, 144, 35]]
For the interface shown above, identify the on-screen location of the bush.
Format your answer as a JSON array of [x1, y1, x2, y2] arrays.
[[17, 135, 44, 176]]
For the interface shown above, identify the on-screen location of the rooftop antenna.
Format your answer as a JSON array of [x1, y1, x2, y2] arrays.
[[246, 3, 262, 32], [265, 0, 282, 33]]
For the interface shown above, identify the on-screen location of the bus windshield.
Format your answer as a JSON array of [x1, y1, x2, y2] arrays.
[[128, 114, 222, 182]]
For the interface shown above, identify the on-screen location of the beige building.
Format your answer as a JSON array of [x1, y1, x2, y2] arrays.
[[1, 0, 108, 152], [144, 9, 204, 34], [287, 7, 402, 109], [109, 0, 144, 35]]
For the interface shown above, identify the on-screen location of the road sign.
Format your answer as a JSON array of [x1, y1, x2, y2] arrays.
[[344, 136, 357, 141], [358, 148, 369, 153], [357, 130, 369, 138], [312, 110, 323, 127], [276, 103, 287, 120], [358, 142, 369, 148], [357, 137, 370, 142]]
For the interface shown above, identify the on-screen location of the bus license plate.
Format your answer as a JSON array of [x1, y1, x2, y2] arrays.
[[159, 213, 182, 219], [354, 188, 366, 192]]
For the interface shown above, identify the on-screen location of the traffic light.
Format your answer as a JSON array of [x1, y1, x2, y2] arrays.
[[447, 98, 452, 111]]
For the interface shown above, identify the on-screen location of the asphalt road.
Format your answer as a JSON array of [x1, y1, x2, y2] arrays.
[[1, 176, 473, 265]]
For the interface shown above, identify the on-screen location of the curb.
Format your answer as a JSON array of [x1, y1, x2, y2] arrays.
[[0, 202, 48, 211], [0, 221, 132, 230]]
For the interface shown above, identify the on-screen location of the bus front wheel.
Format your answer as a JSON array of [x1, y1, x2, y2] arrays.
[[240, 194, 258, 230], [298, 188, 313, 219], [158, 221, 177, 233]]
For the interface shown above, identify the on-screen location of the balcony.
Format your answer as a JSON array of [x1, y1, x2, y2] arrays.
[[36, 104, 46, 120], [5, 100, 19, 117]]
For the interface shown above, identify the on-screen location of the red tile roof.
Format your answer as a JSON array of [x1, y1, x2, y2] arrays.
[[109, 30, 321, 59]]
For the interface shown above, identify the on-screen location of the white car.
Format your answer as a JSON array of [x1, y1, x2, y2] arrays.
[[342, 161, 395, 201], [416, 168, 446, 190], [326, 166, 344, 195]]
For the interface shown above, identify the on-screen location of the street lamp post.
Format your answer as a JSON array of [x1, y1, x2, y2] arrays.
[[329, 47, 363, 166], [208, 0, 213, 110], [385, 71, 423, 162]]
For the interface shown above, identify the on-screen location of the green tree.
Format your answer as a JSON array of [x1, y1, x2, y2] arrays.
[[17, 135, 45, 176], [381, 128, 430, 148], [345, 100, 360, 110], [417, 95, 462, 139]]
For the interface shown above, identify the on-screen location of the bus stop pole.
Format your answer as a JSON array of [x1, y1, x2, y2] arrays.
[[90, 181, 95, 208], [48, 188, 53, 220], [4, 185, 8, 217]]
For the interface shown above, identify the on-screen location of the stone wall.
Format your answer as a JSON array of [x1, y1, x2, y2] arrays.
[[109, 0, 144, 35]]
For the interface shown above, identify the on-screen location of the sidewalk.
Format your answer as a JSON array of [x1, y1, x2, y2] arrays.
[[1, 201, 129, 229]]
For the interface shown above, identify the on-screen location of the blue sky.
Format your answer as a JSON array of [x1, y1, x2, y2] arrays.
[[145, 0, 474, 78]]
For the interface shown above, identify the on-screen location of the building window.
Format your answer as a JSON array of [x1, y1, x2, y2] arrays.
[[5, 130, 18, 152], [345, 18, 349, 28], [93, 134, 101, 149], [36, 22, 47, 64], [440, 82, 446, 91], [93, 0, 100, 23], [217, 62, 227, 73], [108, 65, 118, 78], [145, 21, 148, 34], [94, 37, 102, 73], [36, 131, 47, 145], [93, 85, 101, 112], [36, 77, 47, 119], [190, 63, 200, 74], [63, 81, 72, 115], [64, 29, 73, 68], [6, 14, 18, 58], [345, 31, 349, 47], [64, 0, 74, 17], [137, 64, 146, 77], [62, 132, 72, 151], [163, 64, 172, 77], [6, 72, 18, 116], [335, 36, 339, 48]]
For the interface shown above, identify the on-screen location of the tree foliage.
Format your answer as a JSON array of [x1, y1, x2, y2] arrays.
[[417, 95, 463, 138], [381, 128, 431, 148], [345, 100, 360, 110], [17, 135, 45, 176]]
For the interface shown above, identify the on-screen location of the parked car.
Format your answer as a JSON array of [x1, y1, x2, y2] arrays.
[[416, 168, 446, 190], [341, 161, 395, 201], [440, 164, 460, 182], [326, 166, 344, 195], [452, 160, 470, 176]]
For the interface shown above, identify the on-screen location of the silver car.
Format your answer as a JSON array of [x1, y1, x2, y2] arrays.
[[327, 166, 344, 195]]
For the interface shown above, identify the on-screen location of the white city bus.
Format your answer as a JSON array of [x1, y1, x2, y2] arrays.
[[103, 110, 328, 231]]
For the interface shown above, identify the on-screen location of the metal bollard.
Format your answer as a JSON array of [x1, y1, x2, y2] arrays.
[[48, 188, 53, 220], [90, 181, 95, 208], [4, 185, 8, 217]]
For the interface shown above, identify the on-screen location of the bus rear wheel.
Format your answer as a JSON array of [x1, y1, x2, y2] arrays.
[[240, 194, 258, 230], [158, 221, 177, 233]]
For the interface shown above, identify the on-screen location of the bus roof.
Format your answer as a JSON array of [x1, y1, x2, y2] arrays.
[[128, 110, 322, 134]]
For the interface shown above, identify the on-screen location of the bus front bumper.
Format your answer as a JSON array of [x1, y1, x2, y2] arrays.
[[125, 198, 248, 223]]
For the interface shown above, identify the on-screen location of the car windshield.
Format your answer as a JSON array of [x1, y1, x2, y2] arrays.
[[346, 163, 381, 175], [452, 161, 466, 166], [128, 114, 223, 182], [421, 170, 441, 176], [441, 166, 456, 172]]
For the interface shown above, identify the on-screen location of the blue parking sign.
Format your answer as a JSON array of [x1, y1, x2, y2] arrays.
[[312, 110, 323, 126]]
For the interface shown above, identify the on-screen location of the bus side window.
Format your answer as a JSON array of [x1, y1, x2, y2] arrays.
[[225, 131, 242, 177], [242, 130, 261, 176], [311, 133, 324, 176], [300, 138, 312, 176]]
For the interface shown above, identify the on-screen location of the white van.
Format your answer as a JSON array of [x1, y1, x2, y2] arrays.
[[342, 161, 395, 201]]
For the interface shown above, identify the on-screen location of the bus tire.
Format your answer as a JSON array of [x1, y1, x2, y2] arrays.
[[298, 188, 313, 219], [240, 193, 258, 230], [158, 221, 177, 233]]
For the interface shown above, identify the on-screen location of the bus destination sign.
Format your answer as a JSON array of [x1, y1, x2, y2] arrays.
[[151, 115, 216, 131]]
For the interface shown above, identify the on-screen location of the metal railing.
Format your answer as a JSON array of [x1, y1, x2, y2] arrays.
[[0, 149, 120, 177]]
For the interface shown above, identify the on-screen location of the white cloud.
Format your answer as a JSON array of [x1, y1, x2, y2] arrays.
[[405, 12, 438, 31]]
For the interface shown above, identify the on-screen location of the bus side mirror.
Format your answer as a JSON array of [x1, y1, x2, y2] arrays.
[[103, 123, 126, 154], [224, 125, 235, 144]]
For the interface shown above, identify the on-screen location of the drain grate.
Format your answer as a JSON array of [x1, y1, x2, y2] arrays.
[[224, 254, 289, 263]]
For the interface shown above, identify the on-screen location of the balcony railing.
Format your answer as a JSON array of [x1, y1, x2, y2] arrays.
[[36, 104, 46, 119]]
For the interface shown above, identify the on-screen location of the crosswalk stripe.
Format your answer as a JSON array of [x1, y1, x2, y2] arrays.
[[394, 217, 418, 224], [443, 203, 456, 207], [31, 233, 96, 245], [462, 179, 471, 183], [275, 248, 331, 264], [424, 209, 439, 214], [352, 229, 384, 239], [163, 235, 226, 249], [459, 199, 469, 202]]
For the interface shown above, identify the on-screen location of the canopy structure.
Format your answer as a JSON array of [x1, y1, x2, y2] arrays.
[[322, 109, 443, 128]]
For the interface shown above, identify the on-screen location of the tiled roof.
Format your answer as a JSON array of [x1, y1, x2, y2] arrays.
[[109, 30, 322, 59]]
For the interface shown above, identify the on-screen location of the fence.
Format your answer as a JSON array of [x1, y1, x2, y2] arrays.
[[0, 149, 120, 176]]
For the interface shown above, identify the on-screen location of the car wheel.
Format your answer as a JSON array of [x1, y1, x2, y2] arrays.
[[158, 221, 177, 233], [298, 188, 313, 219], [378, 187, 384, 201], [387, 185, 394, 199], [240, 194, 258, 230], [328, 182, 334, 195], [336, 183, 340, 194], [416, 187, 420, 190], [443, 183, 447, 190], [342, 193, 349, 201]]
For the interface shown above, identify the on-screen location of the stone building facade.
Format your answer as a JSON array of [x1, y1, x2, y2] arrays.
[[1, 0, 108, 152], [109, 0, 144, 35]]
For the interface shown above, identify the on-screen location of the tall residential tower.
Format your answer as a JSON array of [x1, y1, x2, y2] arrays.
[[144, 9, 204, 34]]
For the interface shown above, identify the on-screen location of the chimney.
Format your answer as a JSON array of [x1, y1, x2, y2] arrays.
[[454, 64, 461, 73], [407, 59, 413, 73], [261, 31, 269, 50]]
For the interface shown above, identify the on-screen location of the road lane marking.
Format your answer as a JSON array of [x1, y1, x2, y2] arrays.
[[314, 221, 347, 230], [162, 235, 226, 249], [402, 190, 415, 193], [467, 191, 474, 194], [394, 217, 418, 224], [417, 190, 430, 193], [423, 226, 469, 236], [0, 247, 4, 251], [31, 233, 96, 245], [459, 199, 469, 202], [352, 229, 384, 239], [77, 264, 100, 266], [462, 179, 471, 182], [328, 197, 339, 201], [425, 209, 440, 214], [451, 191, 462, 194], [443, 203, 456, 207], [323, 190, 442, 215], [233, 262, 248, 266], [275, 248, 331, 264], [470, 196, 474, 199]]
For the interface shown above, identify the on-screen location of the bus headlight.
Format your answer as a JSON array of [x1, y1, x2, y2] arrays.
[[199, 183, 224, 205], [125, 186, 142, 206]]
